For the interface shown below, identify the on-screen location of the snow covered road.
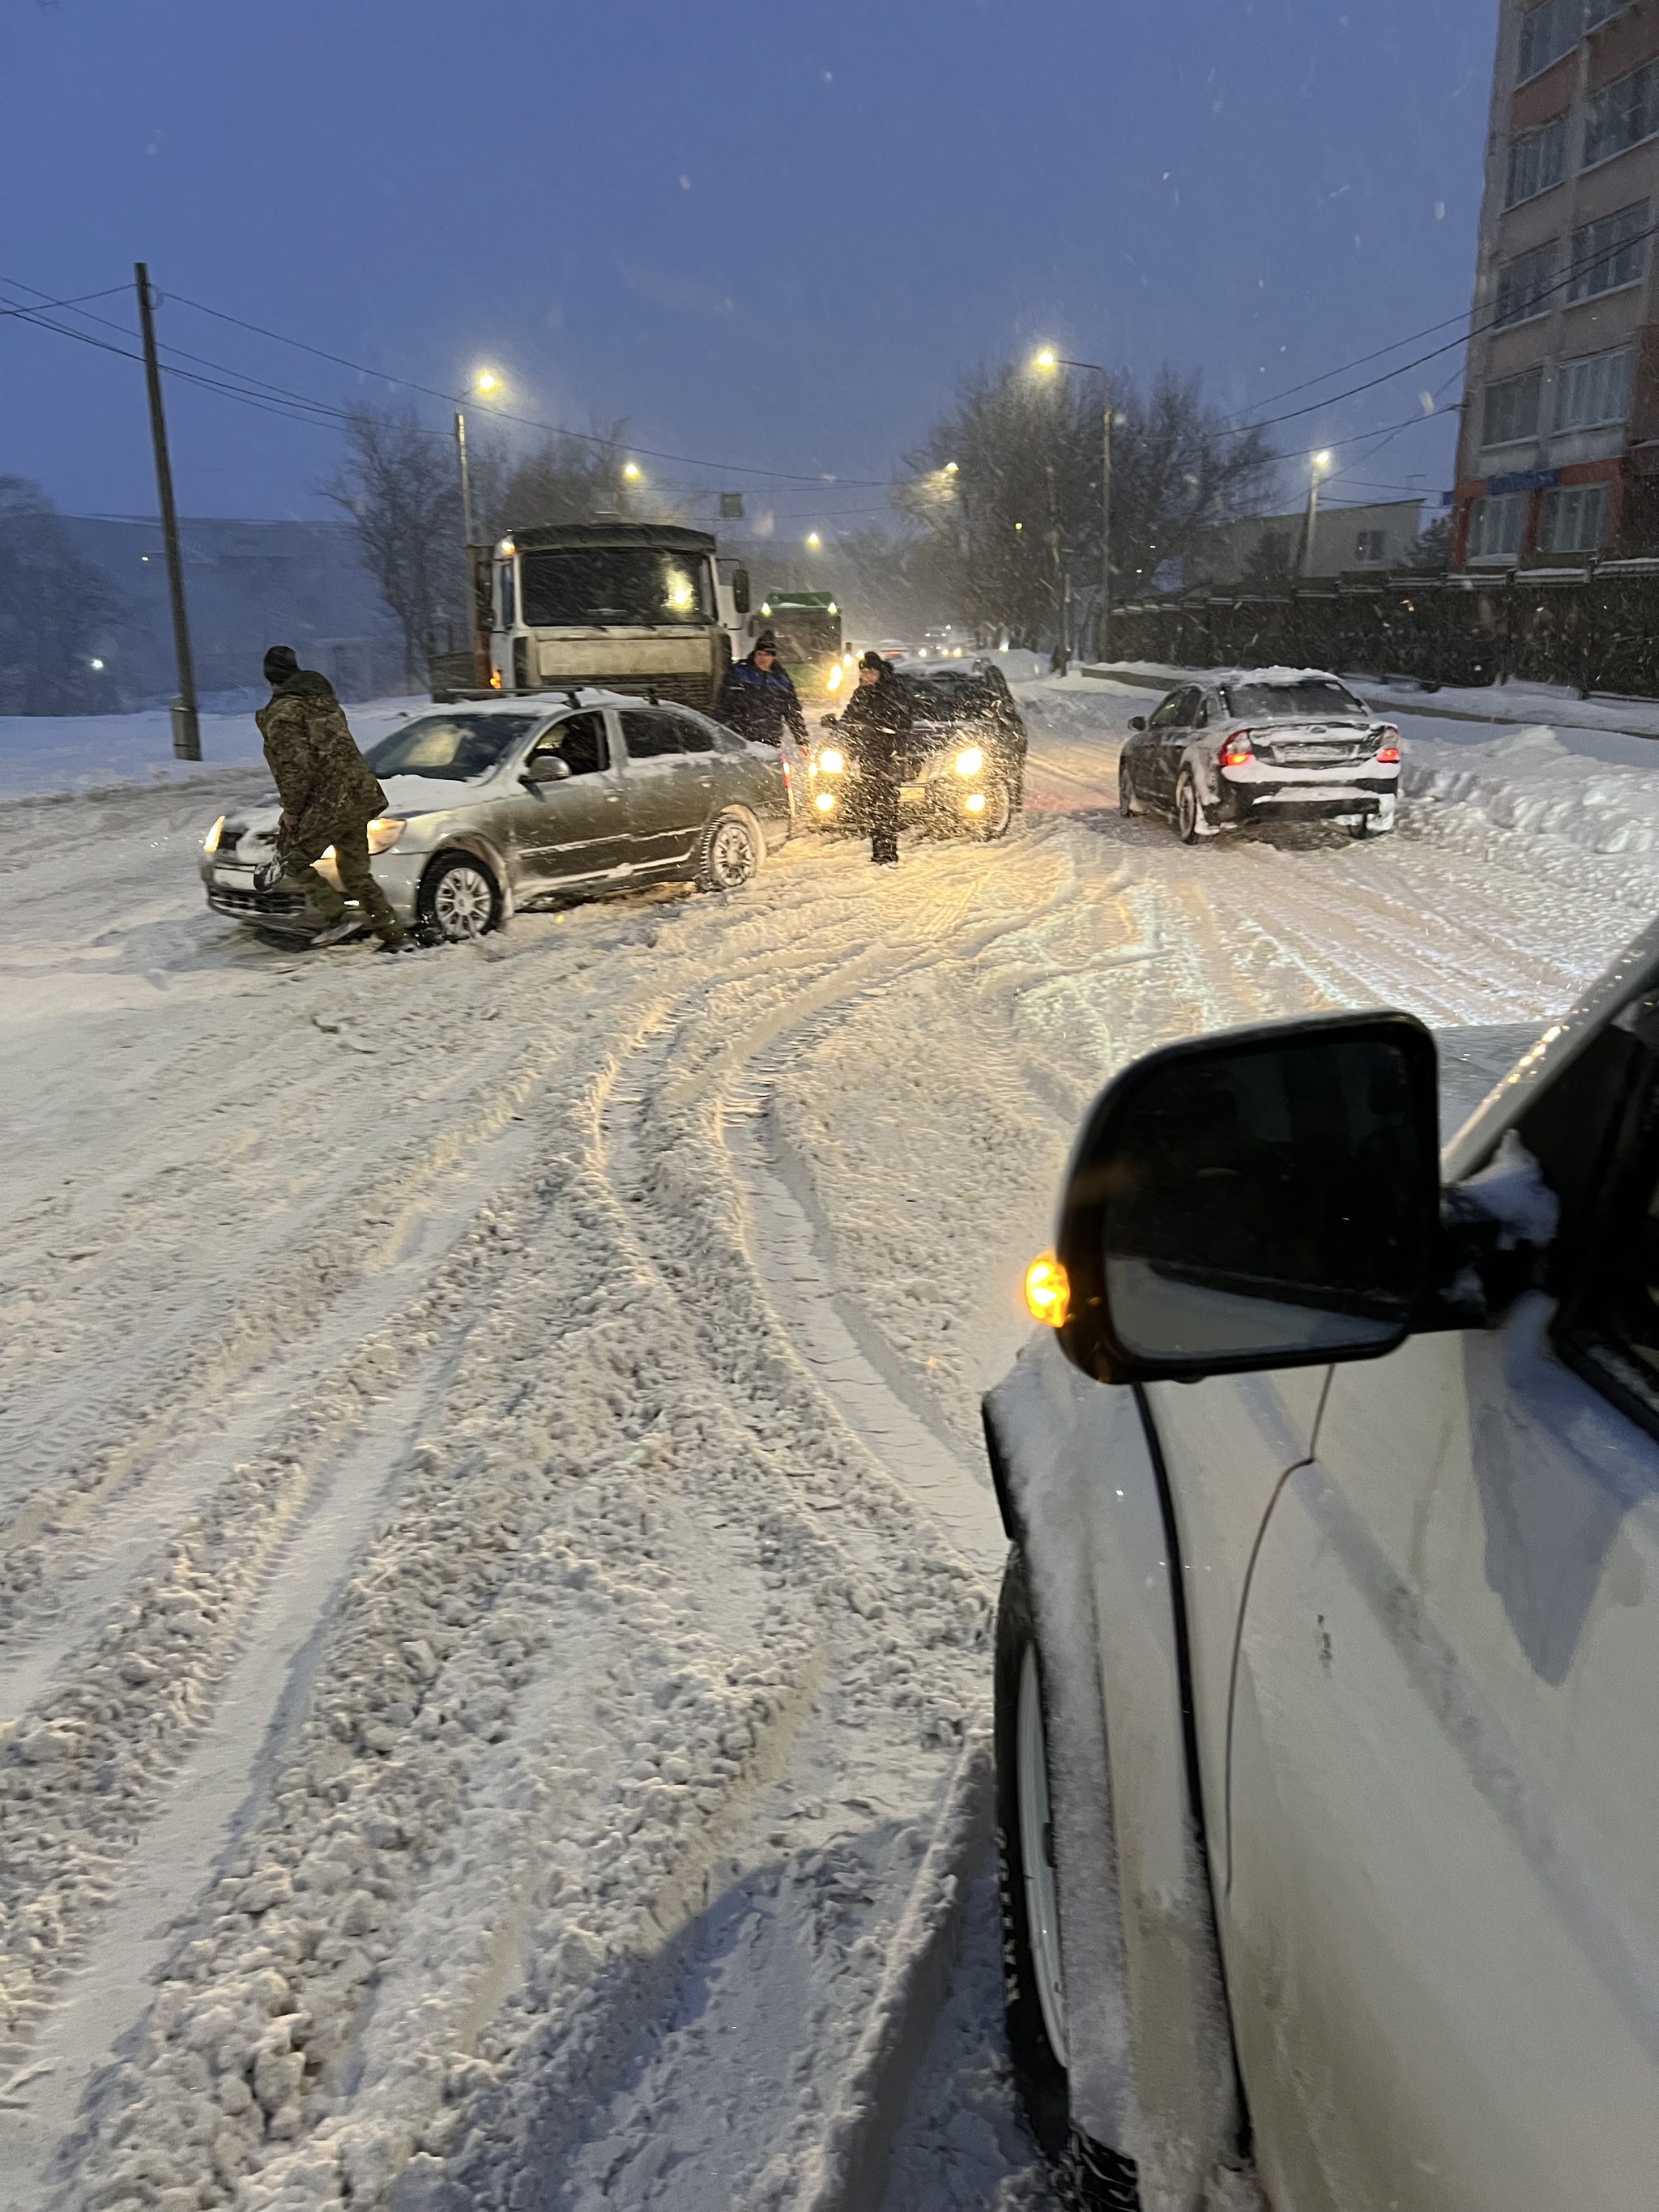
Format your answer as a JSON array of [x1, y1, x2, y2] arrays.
[[2, 676, 1653, 2212]]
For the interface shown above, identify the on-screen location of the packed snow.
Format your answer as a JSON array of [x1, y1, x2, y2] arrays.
[[2, 671, 1653, 2212]]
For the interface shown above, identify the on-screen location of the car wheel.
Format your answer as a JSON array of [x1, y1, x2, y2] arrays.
[[996, 1552, 1142, 2210], [1175, 771, 1203, 845], [419, 852, 501, 941], [697, 808, 762, 892], [1118, 759, 1136, 816], [973, 774, 1014, 841]]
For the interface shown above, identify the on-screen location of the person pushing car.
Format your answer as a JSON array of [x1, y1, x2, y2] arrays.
[[838, 651, 912, 865], [714, 629, 808, 751], [254, 646, 407, 949]]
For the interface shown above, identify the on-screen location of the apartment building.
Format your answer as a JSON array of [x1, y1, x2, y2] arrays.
[[1453, 0, 1659, 566]]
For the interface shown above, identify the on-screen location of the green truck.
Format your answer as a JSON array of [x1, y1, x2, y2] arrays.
[[750, 590, 845, 701]]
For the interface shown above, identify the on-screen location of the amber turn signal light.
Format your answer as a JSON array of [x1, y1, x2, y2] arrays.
[[1024, 1251, 1070, 1328]]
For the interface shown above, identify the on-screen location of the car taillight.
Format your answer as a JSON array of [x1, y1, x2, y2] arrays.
[[1374, 723, 1401, 764], [1218, 729, 1253, 767]]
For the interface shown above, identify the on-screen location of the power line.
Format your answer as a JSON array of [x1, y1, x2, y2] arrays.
[[0, 283, 130, 319]]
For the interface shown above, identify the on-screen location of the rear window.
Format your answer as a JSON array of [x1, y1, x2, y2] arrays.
[[1221, 679, 1367, 722], [365, 713, 539, 780]]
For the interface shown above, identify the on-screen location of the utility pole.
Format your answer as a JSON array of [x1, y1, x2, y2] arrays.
[[454, 410, 489, 685], [1099, 390, 1113, 664], [134, 263, 200, 761], [1301, 450, 1332, 578], [1033, 351, 1112, 663]]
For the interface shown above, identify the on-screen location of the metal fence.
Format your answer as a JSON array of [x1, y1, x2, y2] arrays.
[[1109, 558, 1659, 698]]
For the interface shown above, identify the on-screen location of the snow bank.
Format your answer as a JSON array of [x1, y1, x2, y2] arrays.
[[1396, 716, 1659, 857]]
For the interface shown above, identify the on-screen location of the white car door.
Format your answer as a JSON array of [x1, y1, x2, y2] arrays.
[[1223, 1152, 1659, 2209]]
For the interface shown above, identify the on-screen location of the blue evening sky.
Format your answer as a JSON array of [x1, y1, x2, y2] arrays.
[[1, 0, 1497, 532]]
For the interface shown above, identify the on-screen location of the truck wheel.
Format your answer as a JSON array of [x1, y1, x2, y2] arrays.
[[996, 1550, 1141, 2210], [696, 808, 761, 892], [419, 852, 501, 941]]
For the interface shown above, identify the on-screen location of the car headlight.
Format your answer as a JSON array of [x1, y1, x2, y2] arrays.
[[203, 814, 225, 854], [818, 748, 845, 774], [825, 663, 842, 691], [953, 747, 984, 778], [365, 818, 406, 855], [814, 791, 836, 813]]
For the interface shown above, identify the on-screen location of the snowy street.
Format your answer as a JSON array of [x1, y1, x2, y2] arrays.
[[2, 673, 1655, 2212]]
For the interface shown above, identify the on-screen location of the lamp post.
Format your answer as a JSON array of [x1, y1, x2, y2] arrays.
[[1034, 348, 1113, 664], [1301, 450, 1333, 578], [458, 371, 501, 686]]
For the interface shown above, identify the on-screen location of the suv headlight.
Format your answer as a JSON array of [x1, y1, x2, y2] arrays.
[[817, 748, 845, 774], [953, 746, 985, 778], [203, 814, 225, 854]]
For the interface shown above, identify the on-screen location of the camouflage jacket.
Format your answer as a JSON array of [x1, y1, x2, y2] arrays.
[[256, 671, 386, 837]]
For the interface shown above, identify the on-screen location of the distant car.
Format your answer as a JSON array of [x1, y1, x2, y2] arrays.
[[200, 693, 791, 944], [808, 658, 1027, 839], [985, 919, 1659, 2210], [1118, 668, 1401, 842]]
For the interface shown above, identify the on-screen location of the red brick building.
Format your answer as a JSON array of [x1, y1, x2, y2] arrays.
[[1453, 0, 1659, 565]]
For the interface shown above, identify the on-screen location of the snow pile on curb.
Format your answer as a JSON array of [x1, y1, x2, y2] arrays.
[[1397, 719, 1659, 858]]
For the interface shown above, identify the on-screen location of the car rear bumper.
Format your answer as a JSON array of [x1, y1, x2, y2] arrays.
[[1218, 776, 1398, 824]]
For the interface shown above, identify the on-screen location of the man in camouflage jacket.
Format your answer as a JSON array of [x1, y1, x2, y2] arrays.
[[255, 646, 406, 946]]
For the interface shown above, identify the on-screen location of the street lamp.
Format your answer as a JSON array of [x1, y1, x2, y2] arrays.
[[806, 531, 821, 549], [622, 462, 642, 482], [1034, 348, 1114, 664], [1301, 450, 1333, 578], [472, 369, 501, 396]]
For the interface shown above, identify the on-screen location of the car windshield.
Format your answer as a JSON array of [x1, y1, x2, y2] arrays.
[[519, 548, 714, 628], [898, 673, 994, 717], [1221, 679, 1367, 722], [364, 713, 540, 781]]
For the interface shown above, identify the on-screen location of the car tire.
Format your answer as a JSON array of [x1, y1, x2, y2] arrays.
[[696, 808, 762, 892], [418, 851, 501, 942], [996, 1554, 1141, 2210], [1175, 771, 1203, 845], [973, 774, 1015, 841], [1118, 759, 1137, 816]]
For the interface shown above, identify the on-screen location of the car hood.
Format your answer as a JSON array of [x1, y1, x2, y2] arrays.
[[224, 770, 502, 832]]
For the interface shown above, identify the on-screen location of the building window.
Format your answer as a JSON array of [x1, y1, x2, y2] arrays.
[[1555, 347, 1632, 428], [1354, 529, 1386, 565], [1482, 367, 1545, 445], [1537, 481, 1612, 551], [1567, 202, 1648, 300], [1519, 0, 1580, 83], [1467, 492, 1529, 560], [1507, 116, 1567, 206], [1584, 58, 1659, 167], [1495, 241, 1558, 325]]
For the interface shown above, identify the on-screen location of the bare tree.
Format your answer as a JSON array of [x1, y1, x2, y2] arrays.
[[898, 360, 1275, 646], [0, 477, 125, 714], [475, 418, 637, 539], [323, 407, 463, 684]]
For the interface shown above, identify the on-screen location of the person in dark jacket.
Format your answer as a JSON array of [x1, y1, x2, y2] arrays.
[[254, 646, 407, 948], [714, 630, 807, 749], [839, 651, 912, 864]]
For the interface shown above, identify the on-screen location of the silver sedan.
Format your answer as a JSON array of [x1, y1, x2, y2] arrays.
[[200, 691, 792, 942]]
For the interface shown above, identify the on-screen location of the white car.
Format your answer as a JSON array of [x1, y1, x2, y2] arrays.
[[984, 920, 1659, 2210], [1118, 668, 1401, 842]]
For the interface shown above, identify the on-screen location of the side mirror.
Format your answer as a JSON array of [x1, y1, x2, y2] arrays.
[[1128, 715, 1147, 732], [1050, 1012, 1440, 1384], [521, 753, 571, 786], [732, 566, 752, 616]]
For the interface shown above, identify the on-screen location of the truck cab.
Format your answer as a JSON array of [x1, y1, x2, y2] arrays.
[[488, 522, 749, 713]]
